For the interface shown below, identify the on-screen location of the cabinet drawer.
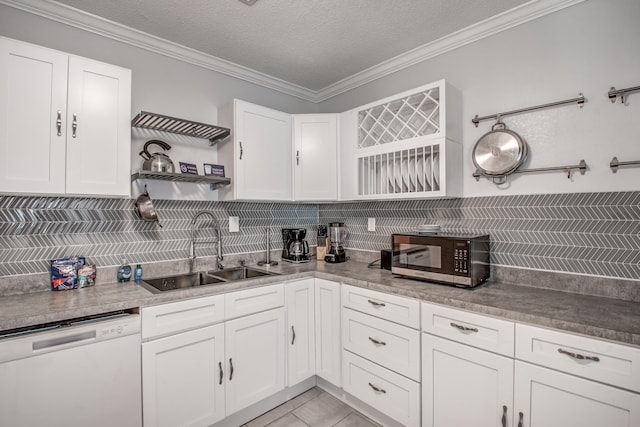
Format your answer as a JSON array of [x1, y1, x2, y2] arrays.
[[142, 294, 224, 340], [421, 302, 514, 357], [225, 284, 284, 320], [342, 351, 420, 427], [342, 308, 420, 381], [342, 284, 420, 328], [516, 323, 640, 392]]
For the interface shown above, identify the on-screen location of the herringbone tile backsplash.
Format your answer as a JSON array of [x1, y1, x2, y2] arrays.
[[319, 192, 640, 280], [0, 191, 638, 280]]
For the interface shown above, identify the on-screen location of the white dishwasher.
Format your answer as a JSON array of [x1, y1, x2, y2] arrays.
[[0, 310, 142, 427]]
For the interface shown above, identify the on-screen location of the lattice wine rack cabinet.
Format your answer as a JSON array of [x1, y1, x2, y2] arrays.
[[350, 80, 463, 200]]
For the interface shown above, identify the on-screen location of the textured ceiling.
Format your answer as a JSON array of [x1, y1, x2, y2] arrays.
[[53, 0, 530, 91]]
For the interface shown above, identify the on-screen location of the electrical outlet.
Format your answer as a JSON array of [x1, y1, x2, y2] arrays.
[[368, 217, 376, 232], [229, 216, 240, 233]]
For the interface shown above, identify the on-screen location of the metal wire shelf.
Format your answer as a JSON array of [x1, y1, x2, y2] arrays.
[[131, 170, 231, 190], [131, 111, 230, 143]]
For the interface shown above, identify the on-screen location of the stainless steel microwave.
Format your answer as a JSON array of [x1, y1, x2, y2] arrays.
[[391, 233, 490, 287]]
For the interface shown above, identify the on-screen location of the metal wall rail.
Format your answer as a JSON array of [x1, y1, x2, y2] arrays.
[[608, 85, 640, 104], [473, 160, 587, 183], [610, 157, 640, 173], [471, 93, 585, 127]]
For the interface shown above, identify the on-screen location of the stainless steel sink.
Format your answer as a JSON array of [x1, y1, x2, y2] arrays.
[[142, 266, 277, 293], [207, 266, 277, 282], [142, 272, 226, 292]]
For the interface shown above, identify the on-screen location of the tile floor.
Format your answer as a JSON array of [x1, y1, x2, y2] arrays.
[[242, 387, 380, 427]]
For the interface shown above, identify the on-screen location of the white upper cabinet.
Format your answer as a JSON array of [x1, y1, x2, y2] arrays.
[[0, 37, 131, 197], [293, 114, 338, 201], [340, 79, 462, 200], [218, 99, 293, 201]]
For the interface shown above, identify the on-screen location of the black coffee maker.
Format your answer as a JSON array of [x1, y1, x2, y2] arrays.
[[282, 228, 310, 263]]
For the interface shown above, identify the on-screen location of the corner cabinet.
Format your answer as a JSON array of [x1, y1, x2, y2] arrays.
[[340, 80, 462, 200], [293, 114, 338, 201], [218, 100, 293, 201], [0, 37, 131, 197]]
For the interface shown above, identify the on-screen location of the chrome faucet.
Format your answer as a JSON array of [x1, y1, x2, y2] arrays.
[[191, 210, 224, 270]]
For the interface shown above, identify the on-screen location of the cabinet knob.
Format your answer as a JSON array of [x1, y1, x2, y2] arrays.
[[518, 411, 523, 427]]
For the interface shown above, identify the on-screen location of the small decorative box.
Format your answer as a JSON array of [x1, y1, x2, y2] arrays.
[[179, 162, 198, 175], [204, 163, 225, 177]]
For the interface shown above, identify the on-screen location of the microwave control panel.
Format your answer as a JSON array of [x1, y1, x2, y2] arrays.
[[453, 241, 469, 274]]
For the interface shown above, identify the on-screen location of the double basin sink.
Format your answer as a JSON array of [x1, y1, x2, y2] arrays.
[[142, 266, 278, 293]]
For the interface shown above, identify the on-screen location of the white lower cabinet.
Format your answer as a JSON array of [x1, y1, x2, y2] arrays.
[[422, 333, 514, 427], [343, 351, 421, 427], [142, 324, 225, 427], [224, 307, 286, 415], [514, 360, 640, 427], [286, 278, 316, 386], [315, 278, 342, 386]]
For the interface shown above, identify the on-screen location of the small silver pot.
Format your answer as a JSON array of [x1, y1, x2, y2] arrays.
[[472, 120, 528, 184], [135, 185, 162, 226]]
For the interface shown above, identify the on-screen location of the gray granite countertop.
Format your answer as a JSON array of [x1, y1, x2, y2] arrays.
[[1, 260, 639, 346]]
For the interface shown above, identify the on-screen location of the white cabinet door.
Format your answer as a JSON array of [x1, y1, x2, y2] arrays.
[[286, 278, 316, 385], [0, 37, 68, 194], [225, 307, 286, 415], [142, 323, 225, 427], [0, 37, 131, 197], [66, 56, 131, 196], [293, 114, 338, 201], [218, 100, 292, 201], [315, 278, 341, 386], [422, 333, 514, 427], [514, 361, 640, 427]]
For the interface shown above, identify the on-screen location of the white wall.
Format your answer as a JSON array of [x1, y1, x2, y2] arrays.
[[0, 3, 319, 200], [319, 0, 640, 197]]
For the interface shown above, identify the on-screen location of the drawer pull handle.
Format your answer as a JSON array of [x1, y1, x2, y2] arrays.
[[367, 299, 386, 307], [502, 405, 507, 427], [291, 325, 296, 345], [72, 113, 78, 138], [368, 382, 386, 394], [239, 141, 243, 160], [229, 358, 234, 381], [557, 348, 600, 362], [368, 336, 387, 346], [518, 411, 523, 427], [56, 111, 62, 136], [218, 361, 223, 385], [450, 322, 479, 333], [296, 150, 300, 165]]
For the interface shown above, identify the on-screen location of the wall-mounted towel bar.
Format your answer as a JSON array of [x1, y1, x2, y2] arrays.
[[610, 157, 640, 172], [472, 93, 585, 127], [608, 85, 640, 104]]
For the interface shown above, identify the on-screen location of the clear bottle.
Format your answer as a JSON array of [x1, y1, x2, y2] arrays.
[[134, 264, 143, 282], [117, 260, 132, 282]]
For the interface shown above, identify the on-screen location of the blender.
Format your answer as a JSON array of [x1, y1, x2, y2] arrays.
[[324, 222, 348, 263]]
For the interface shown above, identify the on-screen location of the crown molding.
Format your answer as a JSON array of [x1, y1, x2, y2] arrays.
[[314, 0, 586, 102], [1, 0, 585, 103]]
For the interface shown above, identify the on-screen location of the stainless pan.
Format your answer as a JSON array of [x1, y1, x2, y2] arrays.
[[472, 120, 528, 184], [135, 185, 162, 227]]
